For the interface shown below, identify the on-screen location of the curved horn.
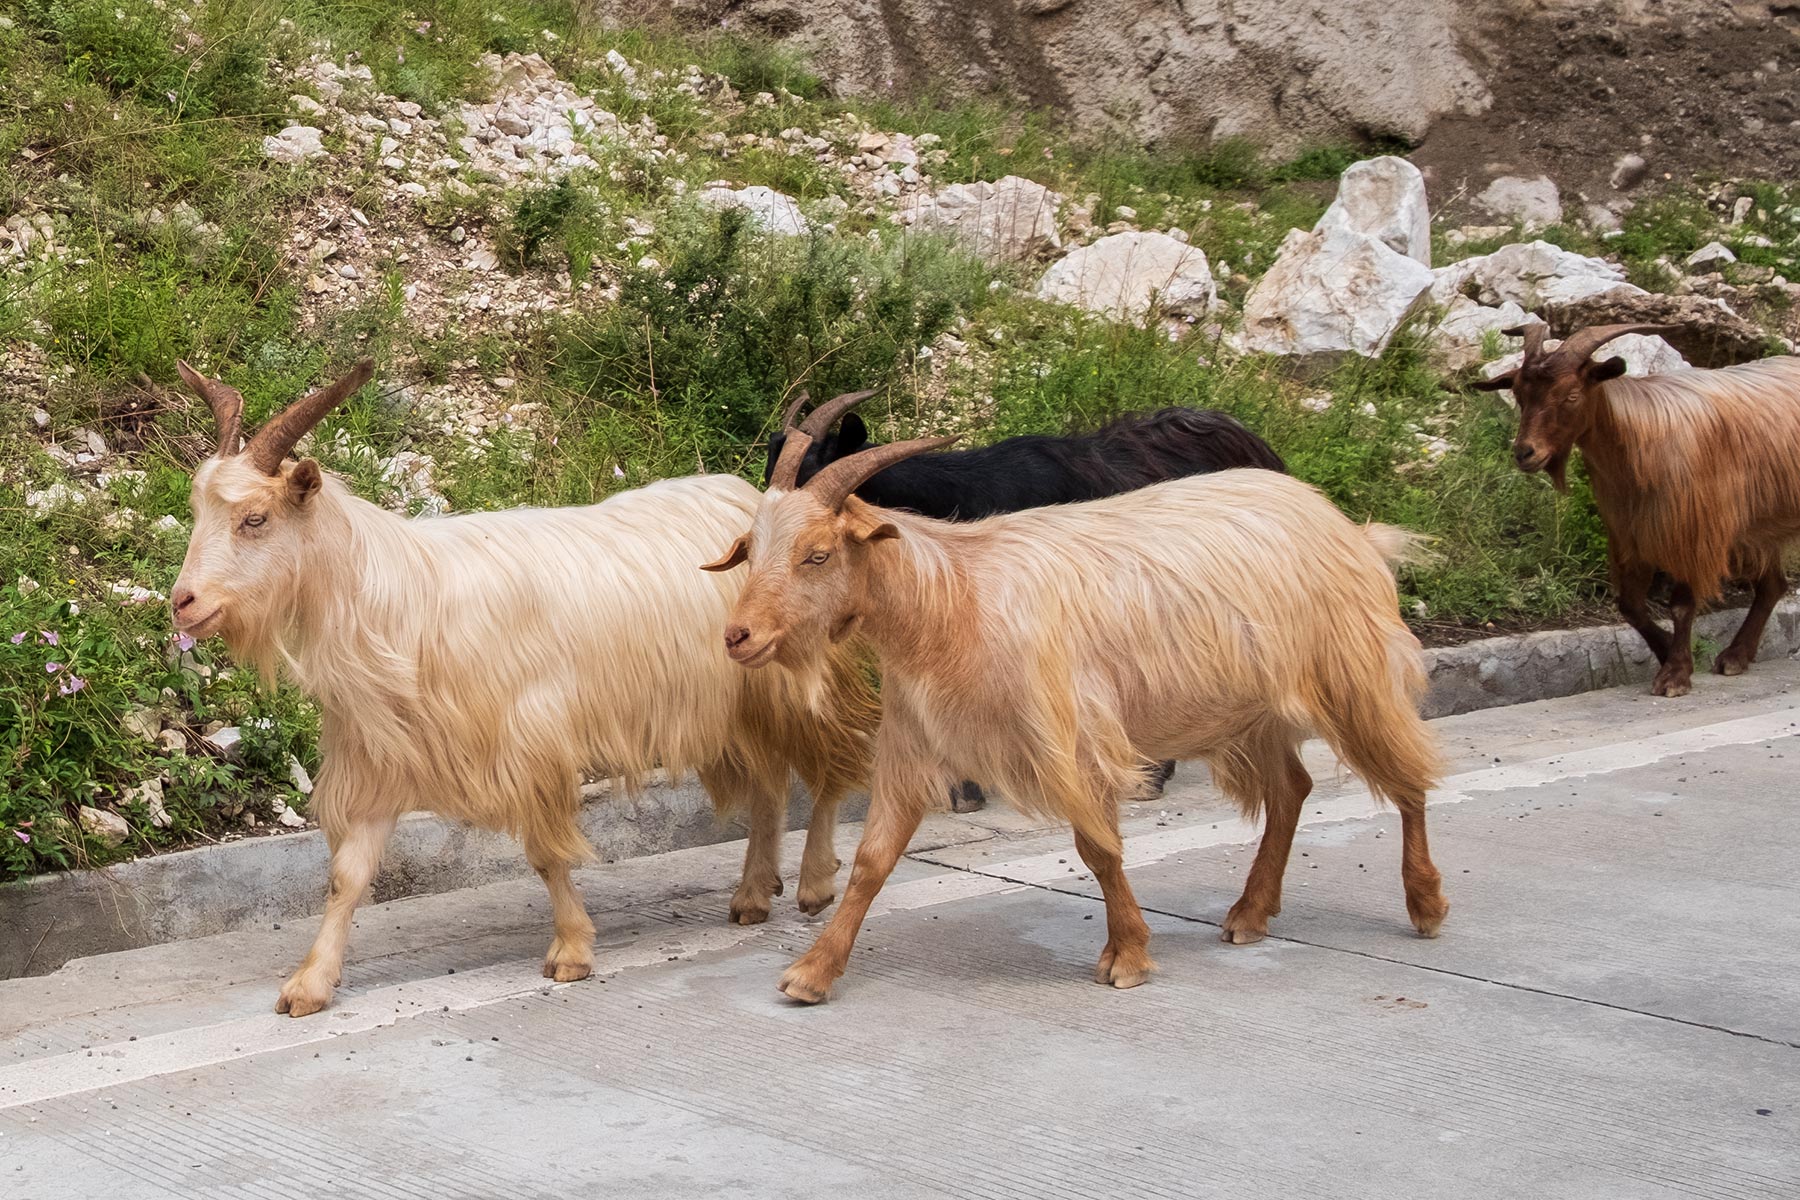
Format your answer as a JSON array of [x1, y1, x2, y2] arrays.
[[176, 360, 245, 456], [244, 359, 375, 475], [805, 435, 960, 510], [1500, 321, 1551, 361], [767, 388, 880, 491], [1555, 323, 1678, 364], [778, 388, 811, 431]]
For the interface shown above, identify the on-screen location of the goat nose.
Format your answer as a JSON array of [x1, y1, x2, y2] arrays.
[[172, 585, 197, 614], [1513, 444, 1533, 464], [724, 625, 751, 650]]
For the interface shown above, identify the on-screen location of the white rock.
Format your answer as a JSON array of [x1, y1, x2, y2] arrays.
[[25, 482, 87, 517], [78, 805, 130, 847], [901, 176, 1062, 264], [204, 726, 243, 758], [1476, 175, 1563, 227], [155, 727, 187, 755], [152, 515, 183, 536], [31, 407, 50, 429], [1685, 241, 1737, 271], [1430, 241, 1635, 310], [124, 778, 170, 829], [121, 708, 161, 744], [1237, 225, 1435, 362], [694, 184, 810, 236], [287, 756, 314, 796], [1315, 156, 1432, 265], [469, 247, 499, 271], [1035, 231, 1216, 323], [262, 126, 326, 164], [289, 94, 326, 117], [1429, 297, 1528, 371], [1609, 153, 1648, 190]]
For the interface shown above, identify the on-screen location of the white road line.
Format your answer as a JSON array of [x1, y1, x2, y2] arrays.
[[3, 706, 1795, 1110]]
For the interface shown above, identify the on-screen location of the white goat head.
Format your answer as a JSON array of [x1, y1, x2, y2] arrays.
[[170, 359, 374, 644], [703, 389, 952, 668]]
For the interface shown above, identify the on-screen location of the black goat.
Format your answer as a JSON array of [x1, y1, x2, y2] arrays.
[[764, 406, 1285, 519], [763, 404, 1286, 809]]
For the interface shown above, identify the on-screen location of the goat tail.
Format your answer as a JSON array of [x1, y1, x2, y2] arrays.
[[1363, 523, 1434, 577], [1305, 616, 1440, 813]]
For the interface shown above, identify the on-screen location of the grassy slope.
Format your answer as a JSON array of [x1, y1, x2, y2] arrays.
[[0, 0, 1794, 879]]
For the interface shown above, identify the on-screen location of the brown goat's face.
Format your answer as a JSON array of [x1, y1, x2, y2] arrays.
[[172, 454, 326, 645], [704, 491, 896, 670], [1479, 355, 1627, 490]]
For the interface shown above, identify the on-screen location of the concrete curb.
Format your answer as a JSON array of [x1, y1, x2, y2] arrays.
[[6, 597, 1797, 977]]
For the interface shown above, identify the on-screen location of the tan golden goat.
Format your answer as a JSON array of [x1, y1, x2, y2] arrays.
[[705, 393, 1448, 1004], [171, 361, 876, 1016]]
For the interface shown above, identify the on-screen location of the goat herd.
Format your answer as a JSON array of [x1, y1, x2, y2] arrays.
[[162, 320, 1800, 1013]]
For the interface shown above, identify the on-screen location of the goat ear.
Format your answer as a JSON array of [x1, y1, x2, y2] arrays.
[[700, 536, 749, 572], [1471, 372, 1516, 392], [1583, 356, 1628, 383], [838, 412, 869, 452], [286, 459, 323, 506]]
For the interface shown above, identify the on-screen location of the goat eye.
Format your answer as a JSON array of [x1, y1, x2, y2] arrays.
[[804, 550, 830, 566], [242, 513, 266, 529]]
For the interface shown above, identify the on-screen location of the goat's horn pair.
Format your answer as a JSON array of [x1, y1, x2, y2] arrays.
[[1555, 323, 1678, 364], [177, 359, 375, 474], [768, 387, 879, 490]]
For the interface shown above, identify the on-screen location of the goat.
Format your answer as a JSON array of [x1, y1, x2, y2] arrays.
[[1476, 322, 1800, 697], [765, 402, 1286, 808], [170, 361, 876, 1016], [704, 393, 1446, 1003], [763, 405, 1286, 519]]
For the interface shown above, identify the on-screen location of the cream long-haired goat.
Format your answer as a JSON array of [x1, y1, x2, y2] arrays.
[[1477, 322, 1800, 697], [704, 393, 1447, 1004], [171, 361, 875, 1016]]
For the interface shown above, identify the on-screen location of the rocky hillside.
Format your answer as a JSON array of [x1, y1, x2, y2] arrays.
[[0, 0, 1795, 879]]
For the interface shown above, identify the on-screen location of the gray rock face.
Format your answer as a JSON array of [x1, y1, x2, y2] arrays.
[[694, 184, 811, 236], [654, 0, 1490, 156], [1543, 289, 1777, 369], [262, 126, 326, 164], [1237, 224, 1435, 364]]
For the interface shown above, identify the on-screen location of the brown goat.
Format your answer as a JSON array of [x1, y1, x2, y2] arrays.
[[1478, 322, 1800, 696], [704, 393, 1447, 1003]]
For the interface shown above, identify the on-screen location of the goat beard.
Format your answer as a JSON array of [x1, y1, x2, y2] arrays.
[[1547, 453, 1570, 493]]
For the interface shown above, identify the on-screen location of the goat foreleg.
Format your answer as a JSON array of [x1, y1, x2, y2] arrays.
[[278, 808, 396, 1016], [1651, 581, 1698, 697], [1612, 556, 1673, 664], [778, 733, 936, 1004]]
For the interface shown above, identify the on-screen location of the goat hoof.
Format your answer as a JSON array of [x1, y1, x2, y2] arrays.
[[1222, 927, 1266, 946], [1650, 674, 1692, 698], [729, 901, 771, 926], [777, 954, 838, 1004], [1714, 654, 1750, 677], [276, 973, 336, 1018], [1407, 893, 1449, 939], [1093, 943, 1153, 989], [543, 959, 593, 983], [795, 887, 836, 916]]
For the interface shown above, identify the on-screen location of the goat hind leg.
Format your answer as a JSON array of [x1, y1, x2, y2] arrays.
[[702, 762, 787, 925], [1717, 561, 1785, 676], [1396, 788, 1449, 938], [279, 810, 395, 1017]]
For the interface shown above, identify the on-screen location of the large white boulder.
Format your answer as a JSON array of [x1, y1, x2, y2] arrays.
[[1316, 156, 1432, 266], [1238, 225, 1435, 362], [1482, 333, 1691, 385], [694, 184, 810, 236], [901, 175, 1061, 264], [1429, 296, 1528, 371], [1034, 231, 1216, 323], [1430, 240, 1639, 311]]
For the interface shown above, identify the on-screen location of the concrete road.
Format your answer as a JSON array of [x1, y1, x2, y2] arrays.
[[3, 664, 1798, 1198]]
